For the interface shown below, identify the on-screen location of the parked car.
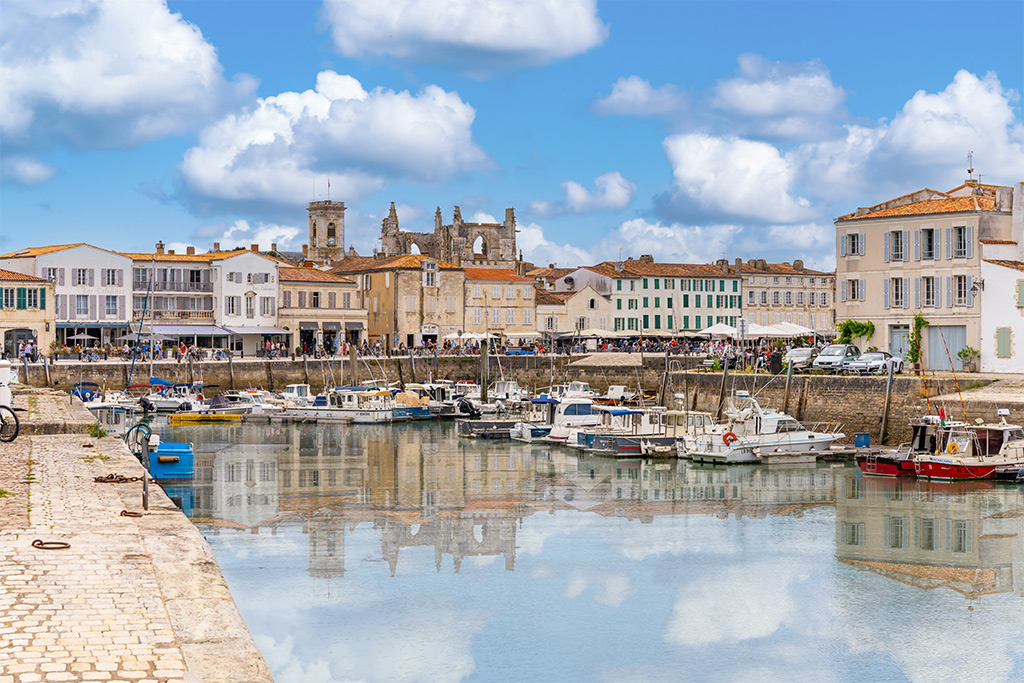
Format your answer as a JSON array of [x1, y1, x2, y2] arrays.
[[784, 347, 819, 372], [842, 351, 904, 375], [812, 344, 861, 372]]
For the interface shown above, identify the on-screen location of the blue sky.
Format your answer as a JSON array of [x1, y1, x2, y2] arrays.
[[2, 1, 1022, 271]]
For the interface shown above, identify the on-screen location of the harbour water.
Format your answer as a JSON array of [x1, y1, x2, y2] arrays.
[[160, 420, 1024, 683]]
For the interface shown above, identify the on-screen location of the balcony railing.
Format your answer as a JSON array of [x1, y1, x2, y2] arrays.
[[133, 281, 213, 293], [133, 309, 214, 321]]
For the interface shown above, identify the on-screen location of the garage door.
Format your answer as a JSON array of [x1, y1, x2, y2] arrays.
[[927, 325, 966, 371]]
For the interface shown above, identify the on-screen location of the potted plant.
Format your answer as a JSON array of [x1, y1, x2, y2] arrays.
[[957, 346, 980, 372]]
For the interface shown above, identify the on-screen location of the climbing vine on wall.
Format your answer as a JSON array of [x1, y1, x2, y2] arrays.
[[836, 320, 875, 344], [906, 313, 929, 363]]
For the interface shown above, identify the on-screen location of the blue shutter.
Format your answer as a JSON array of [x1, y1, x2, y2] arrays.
[[965, 226, 974, 259]]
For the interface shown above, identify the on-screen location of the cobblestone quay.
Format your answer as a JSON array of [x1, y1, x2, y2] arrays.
[[0, 393, 272, 683]]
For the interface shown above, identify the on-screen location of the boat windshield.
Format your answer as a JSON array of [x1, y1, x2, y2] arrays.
[[776, 418, 804, 432]]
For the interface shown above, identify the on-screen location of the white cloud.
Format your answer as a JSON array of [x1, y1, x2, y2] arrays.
[[595, 217, 741, 264], [663, 133, 813, 223], [178, 71, 488, 208], [796, 70, 1024, 200], [192, 219, 302, 252], [517, 222, 592, 267], [595, 76, 685, 116], [468, 211, 498, 224], [665, 562, 807, 645], [714, 54, 845, 118], [0, 156, 57, 185], [564, 569, 636, 607], [532, 172, 636, 216], [0, 0, 255, 151], [321, 0, 607, 72]]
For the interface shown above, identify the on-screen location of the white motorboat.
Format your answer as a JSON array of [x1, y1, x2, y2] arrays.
[[684, 391, 844, 464], [280, 383, 314, 406]]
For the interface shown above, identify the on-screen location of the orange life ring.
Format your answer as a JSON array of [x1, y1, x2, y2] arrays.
[[197, 393, 205, 401], [723, 431, 739, 446], [947, 441, 958, 454]]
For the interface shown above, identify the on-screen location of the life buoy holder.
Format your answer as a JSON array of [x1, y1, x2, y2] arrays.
[[723, 431, 739, 446], [947, 441, 959, 454]]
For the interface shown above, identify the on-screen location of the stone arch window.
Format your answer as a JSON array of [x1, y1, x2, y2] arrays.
[[473, 235, 487, 257], [589, 298, 596, 309], [327, 222, 336, 246], [410, 243, 421, 255]]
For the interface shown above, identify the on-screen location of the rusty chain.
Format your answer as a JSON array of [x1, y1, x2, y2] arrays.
[[94, 474, 151, 484]]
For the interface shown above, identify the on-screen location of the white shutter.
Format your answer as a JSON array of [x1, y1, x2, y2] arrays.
[[914, 277, 921, 308], [883, 279, 890, 309], [946, 276, 953, 307], [839, 280, 847, 302], [902, 230, 910, 261], [859, 233, 866, 255], [883, 231, 890, 263], [965, 226, 974, 259], [935, 230, 942, 260], [934, 276, 942, 307], [945, 228, 953, 259], [914, 230, 921, 261], [858, 279, 865, 302], [902, 277, 910, 308], [839, 235, 847, 257], [966, 275, 974, 307]]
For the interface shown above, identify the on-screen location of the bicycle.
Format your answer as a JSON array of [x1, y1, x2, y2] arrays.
[[0, 405, 20, 443]]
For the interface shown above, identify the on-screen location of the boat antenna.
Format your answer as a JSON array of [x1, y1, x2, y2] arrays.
[[936, 326, 968, 423]]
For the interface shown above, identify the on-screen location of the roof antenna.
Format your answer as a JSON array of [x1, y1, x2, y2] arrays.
[[967, 151, 974, 181]]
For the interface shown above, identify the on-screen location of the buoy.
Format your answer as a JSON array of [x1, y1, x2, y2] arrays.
[[723, 431, 738, 446]]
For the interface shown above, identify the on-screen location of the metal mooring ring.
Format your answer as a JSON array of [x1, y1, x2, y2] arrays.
[[31, 540, 71, 550]]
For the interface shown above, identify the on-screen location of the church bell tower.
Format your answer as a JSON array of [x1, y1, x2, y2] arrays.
[[307, 200, 346, 265]]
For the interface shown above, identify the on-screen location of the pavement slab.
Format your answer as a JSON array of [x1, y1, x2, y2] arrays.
[[0, 427, 272, 683]]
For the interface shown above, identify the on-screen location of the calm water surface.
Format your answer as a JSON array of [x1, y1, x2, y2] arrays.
[[160, 420, 1024, 683]]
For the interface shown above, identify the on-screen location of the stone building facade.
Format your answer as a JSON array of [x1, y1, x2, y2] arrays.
[[307, 200, 346, 265], [379, 203, 518, 269], [740, 259, 835, 335]]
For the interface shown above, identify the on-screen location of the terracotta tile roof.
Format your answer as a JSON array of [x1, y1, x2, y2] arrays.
[[0, 243, 93, 258], [463, 268, 532, 282], [535, 290, 573, 305], [0, 268, 47, 282], [983, 259, 1024, 273], [526, 267, 574, 280], [330, 253, 461, 274], [837, 186, 1004, 222], [595, 260, 739, 278], [578, 264, 639, 279], [118, 249, 249, 262], [739, 262, 833, 276], [278, 267, 355, 284], [979, 240, 1017, 245]]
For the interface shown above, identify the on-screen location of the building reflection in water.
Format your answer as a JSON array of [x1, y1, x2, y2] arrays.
[[835, 475, 1024, 597], [185, 421, 1018, 582]]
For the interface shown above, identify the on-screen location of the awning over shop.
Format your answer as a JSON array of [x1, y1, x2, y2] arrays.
[[57, 323, 130, 328], [299, 321, 319, 330], [345, 322, 364, 330], [151, 325, 230, 336], [322, 322, 342, 331], [222, 326, 288, 335]]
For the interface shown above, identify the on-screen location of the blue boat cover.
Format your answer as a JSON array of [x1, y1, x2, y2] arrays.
[[529, 397, 560, 404], [600, 408, 644, 416]]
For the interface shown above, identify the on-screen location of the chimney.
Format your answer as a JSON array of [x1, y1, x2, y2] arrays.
[[271, 242, 277, 252], [995, 186, 1013, 212], [639, 254, 654, 264], [614, 261, 624, 273], [793, 259, 804, 271], [250, 244, 259, 252], [167, 249, 175, 255], [186, 246, 196, 256], [757, 259, 767, 270], [302, 244, 308, 257], [212, 242, 220, 252], [155, 240, 165, 255]]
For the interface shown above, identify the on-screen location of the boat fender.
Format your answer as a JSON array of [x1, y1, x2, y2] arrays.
[[947, 441, 959, 454], [723, 431, 739, 446]]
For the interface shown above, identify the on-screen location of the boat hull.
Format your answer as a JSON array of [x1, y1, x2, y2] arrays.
[[856, 455, 916, 477], [914, 458, 997, 481]]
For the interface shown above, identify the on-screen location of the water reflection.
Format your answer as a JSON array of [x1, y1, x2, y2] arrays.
[[161, 421, 1024, 683], [835, 474, 1024, 597]]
